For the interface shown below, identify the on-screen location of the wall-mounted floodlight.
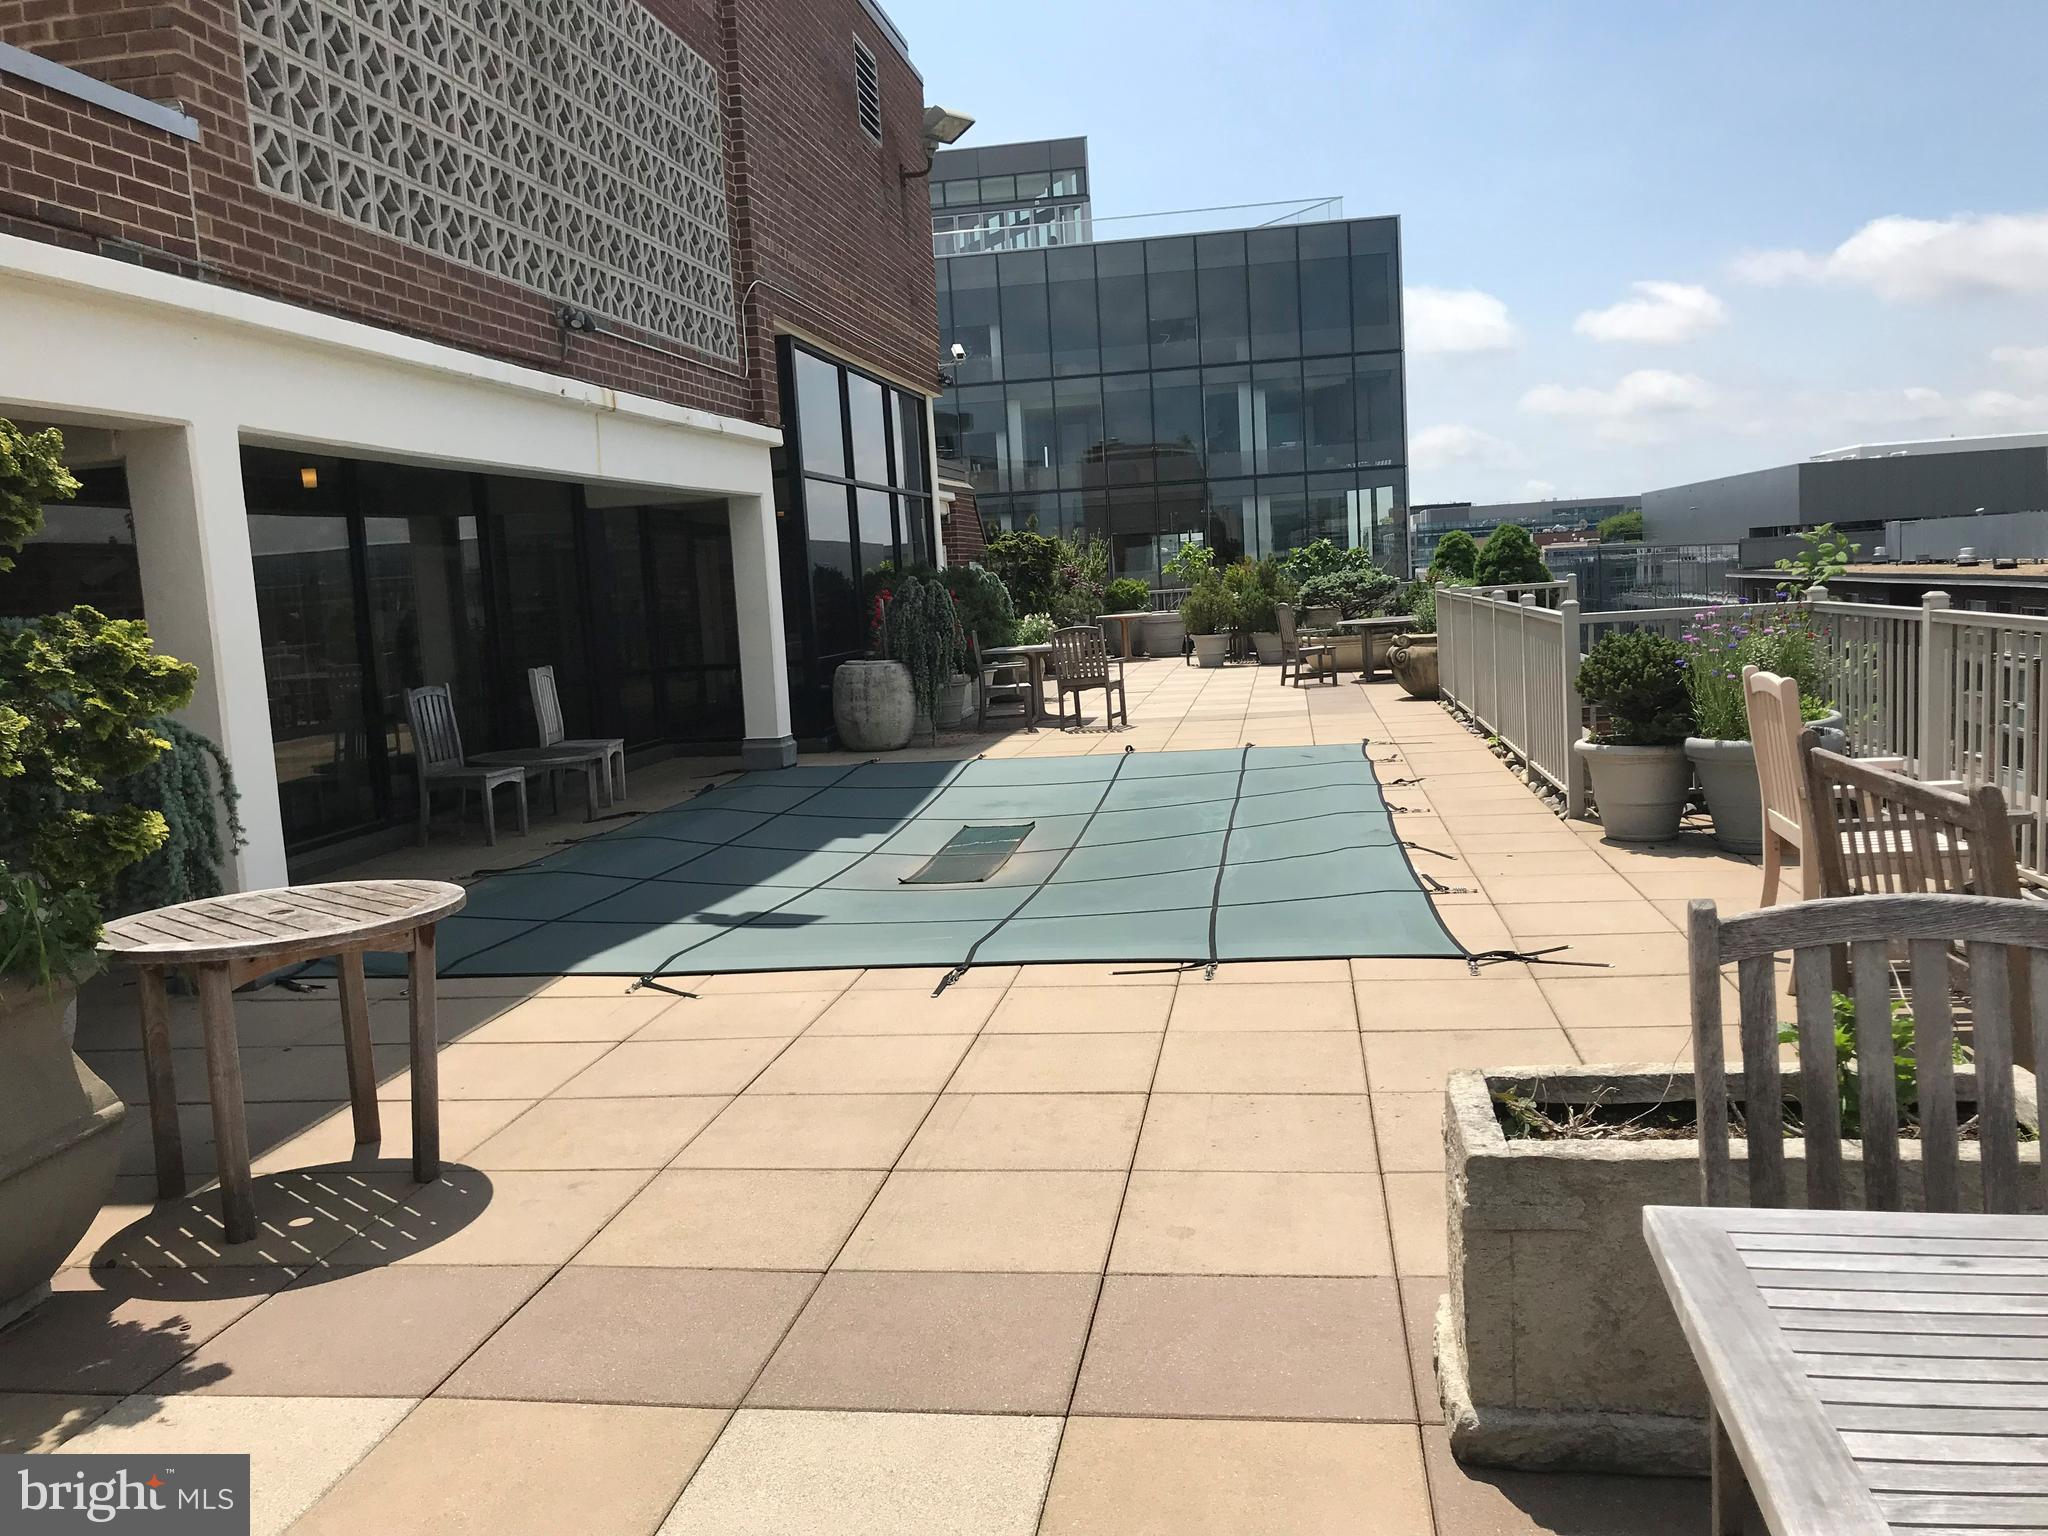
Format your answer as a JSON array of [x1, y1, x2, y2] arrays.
[[903, 105, 974, 183]]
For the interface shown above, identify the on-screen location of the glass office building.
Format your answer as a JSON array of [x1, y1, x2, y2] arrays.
[[934, 215, 1410, 580]]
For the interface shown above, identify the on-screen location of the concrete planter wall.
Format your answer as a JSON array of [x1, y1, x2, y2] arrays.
[[1328, 634, 1365, 674], [1143, 611, 1186, 657], [0, 981, 126, 1327], [1190, 633, 1229, 669], [831, 659, 914, 751], [1439, 1063, 2037, 1476], [1573, 740, 1688, 842]]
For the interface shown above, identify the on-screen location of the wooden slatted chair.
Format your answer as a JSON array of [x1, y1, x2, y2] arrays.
[[404, 684, 529, 846], [1743, 666, 1815, 909], [972, 636, 1032, 730], [1049, 625, 1128, 730], [1276, 603, 1335, 688], [529, 664, 626, 805]]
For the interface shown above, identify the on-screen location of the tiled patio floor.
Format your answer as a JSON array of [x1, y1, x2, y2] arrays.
[[3, 658, 1766, 1533]]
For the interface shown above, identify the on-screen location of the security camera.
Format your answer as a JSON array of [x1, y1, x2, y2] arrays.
[[949, 342, 967, 363]]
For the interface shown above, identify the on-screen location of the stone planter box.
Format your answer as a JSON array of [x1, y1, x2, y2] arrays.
[[832, 659, 914, 751], [1438, 1062, 2039, 1476], [1328, 633, 1365, 673], [1143, 611, 1186, 657]]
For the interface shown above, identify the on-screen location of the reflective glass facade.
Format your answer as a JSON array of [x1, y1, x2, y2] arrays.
[[935, 217, 1409, 580]]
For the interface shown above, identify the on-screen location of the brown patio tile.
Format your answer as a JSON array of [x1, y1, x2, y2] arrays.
[[674, 1093, 934, 1169], [555, 1037, 791, 1097], [443, 1267, 817, 1405], [175, 1264, 546, 1396], [947, 1031, 1162, 1093], [1460, 849, 1617, 879], [749, 1270, 1097, 1413], [575, 1168, 883, 1269], [805, 988, 1001, 1035], [1420, 1425, 1710, 1534], [628, 991, 840, 1039], [1451, 829, 1589, 855], [836, 1170, 1126, 1273], [1402, 1277, 1448, 1425], [321, 1167, 647, 1267], [1372, 1091, 1446, 1172], [1072, 1274, 1413, 1421], [901, 1093, 1144, 1170], [1626, 868, 1770, 901], [1037, 1418, 1431, 1536], [0, 1393, 117, 1452], [458, 994, 677, 1043], [1382, 1171, 1449, 1277], [465, 1096, 729, 1169], [1132, 1093, 1376, 1172], [1492, 900, 1678, 937], [1167, 980, 1355, 1031], [746, 1033, 970, 1094], [0, 1273, 278, 1395], [293, 1398, 726, 1536], [1354, 976, 1557, 1032], [1152, 1030, 1365, 1094], [1362, 1029, 1578, 1092], [984, 985, 1174, 1033], [1109, 1171, 1393, 1276]]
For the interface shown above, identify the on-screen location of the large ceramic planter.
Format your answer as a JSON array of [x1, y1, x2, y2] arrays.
[[1573, 740, 1688, 842], [1368, 618, 1415, 676], [0, 980, 126, 1327], [1388, 633, 1439, 698], [1440, 1063, 2036, 1474], [1685, 736, 1761, 853], [832, 659, 915, 751], [1251, 631, 1282, 665], [1190, 633, 1229, 669], [931, 673, 976, 731], [1143, 611, 1186, 658]]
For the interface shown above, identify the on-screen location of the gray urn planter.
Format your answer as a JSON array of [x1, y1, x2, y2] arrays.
[[1574, 740, 1688, 842], [932, 673, 976, 731], [831, 659, 915, 751], [1251, 631, 1283, 665], [1684, 737, 1762, 854], [1143, 611, 1186, 657], [1439, 1063, 2038, 1475], [0, 981, 126, 1328], [1190, 633, 1229, 669], [1388, 634, 1439, 698]]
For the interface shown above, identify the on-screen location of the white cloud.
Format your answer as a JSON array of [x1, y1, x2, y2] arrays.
[[1733, 212, 2048, 301], [1405, 287, 1519, 354], [1993, 345, 2048, 382], [1574, 281, 1728, 344], [1519, 479, 1560, 501], [1962, 388, 2048, 423], [1520, 369, 1717, 420], [1412, 423, 1520, 470]]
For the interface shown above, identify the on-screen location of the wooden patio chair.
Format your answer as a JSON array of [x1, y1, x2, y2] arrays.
[[1049, 625, 1128, 730], [529, 664, 626, 805], [1276, 603, 1335, 688], [972, 636, 1033, 730], [1743, 665, 1819, 908], [404, 684, 529, 847]]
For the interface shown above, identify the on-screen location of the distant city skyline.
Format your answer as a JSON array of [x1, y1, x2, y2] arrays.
[[886, 0, 2048, 503]]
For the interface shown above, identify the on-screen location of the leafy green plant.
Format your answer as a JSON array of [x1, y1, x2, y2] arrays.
[[1103, 577, 1151, 613], [1222, 559, 1275, 634], [1295, 563, 1398, 619], [1679, 605, 1834, 741], [1773, 523, 1855, 596], [0, 864, 104, 987], [1401, 578, 1451, 635], [1, 420, 80, 574], [938, 562, 1017, 650], [872, 575, 966, 742], [1597, 509, 1645, 542], [1427, 530, 1478, 582], [1048, 536, 1109, 626], [1778, 993, 1961, 1138], [983, 530, 1063, 614], [1162, 541, 1216, 588], [1475, 523, 1554, 586], [1279, 538, 1349, 587], [1014, 612, 1055, 645], [86, 719, 246, 915], [1179, 571, 1235, 637], [1574, 630, 1693, 746]]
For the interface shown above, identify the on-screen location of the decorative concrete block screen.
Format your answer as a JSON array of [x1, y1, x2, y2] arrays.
[[396, 746, 1465, 980], [239, 0, 738, 358]]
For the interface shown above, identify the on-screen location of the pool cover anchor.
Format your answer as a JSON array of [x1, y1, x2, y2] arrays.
[[1464, 945, 1611, 976]]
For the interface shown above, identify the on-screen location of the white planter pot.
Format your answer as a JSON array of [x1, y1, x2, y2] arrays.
[[1251, 631, 1282, 665], [1573, 739, 1689, 842], [1143, 611, 1186, 657], [1191, 633, 1229, 669], [1685, 736, 1762, 854], [832, 660, 915, 751], [933, 673, 975, 730]]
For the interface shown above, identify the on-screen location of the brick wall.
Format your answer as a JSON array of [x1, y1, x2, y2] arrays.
[[0, 0, 938, 425], [941, 477, 987, 566]]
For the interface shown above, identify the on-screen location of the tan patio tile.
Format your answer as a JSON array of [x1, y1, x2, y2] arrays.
[[555, 1037, 790, 1097], [948, 1031, 1162, 1093], [1108, 1171, 1393, 1276], [295, 1398, 726, 1536], [695, 969, 863, 994], [804, 988, 1000, 1035], [58, 1392, 416, 1536], [576, 1168, 883, 1269], [1460, 849, 1616, 879], [0, 1393, 118, 1452], [1438, 906, 1515, 954], [1476, 872, 1643, 906], [628, 991, 839, 1039], [1401, 1277, 1448, 1425], [901, 1092, 1144, 1170], [846, 965, 1019, 991], [0, 1272, 280, 1395], [1567, 1023, 1787, 1069], [251, 1098, 532, 1176], [1354, 976, 1556, 1033], [1623, 867, 1769, 902], [321, 1167, 647, 1267], [1382, 1171, 1448, 1277], [983, 985, 1174, 1033], [1656, 893, 1766, 926], [1537, 974, 1692, 1033], [1351, 955, 1528, 982], [1513, 930, 1690, 975], [746, 1033, 971, 1094], [444, 1267, 817, 1405], [466, 1096, 729, 1170], [1452, 829, 1589, 855], [1419, 1425, 1709, 1535], [1168, 980, 1355, 1031], [1038, 1418, 1431, 1536], [456, 995, 677, 1043], [176, 1264, 547, 1396], [658, 1408, 1061, 1536], [749, 1271, 1097, 1413], [836, 1170, 1126, 1273], [1132, 1093, 1376, 1172], [673, 1093, 933, 1169], [1073, 1274, 1413, 1420], [1492, 900, 1678, 937], [1372, 1091, 1446, 1173], [1198, 959, 1352, 983], [1008, 963, 1179, 987], [1152, 1030, 1365, 1094], [1361, 1029, 1578, 1093], [375, 1041, 610, 1101], [83, 1168, 405, 1276]]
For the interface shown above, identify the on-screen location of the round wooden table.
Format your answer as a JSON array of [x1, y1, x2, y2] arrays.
[[99, 880, 467, 1244], [1098, 611, 1150, 659]]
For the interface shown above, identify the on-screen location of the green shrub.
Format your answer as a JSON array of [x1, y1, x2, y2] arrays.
[[1279, 538, 1348, 587], [1048, 536, 1108, 626], [1772, 523, 1855, 596], [873, 574, 966, 741], [1, 420, 79, 574], [1295, 562, 1397, 619], [1103, 577, 1151, 613], [1222, 560, 1275, 633], [939, 562, 1017, 650], [1427, 530, 1478, 582], [1475, 523, 1553, 586], [1680, 605, 1834, 741], [85, 719, 246, 915], [1162, 542, 1216, 588], [1597, 509, 1644, 542], [1179, 572, 1235, 637], [1574, 629, 1693, 746], [984, 530, 1063, 614], [1778, 994, 1961, 1137]]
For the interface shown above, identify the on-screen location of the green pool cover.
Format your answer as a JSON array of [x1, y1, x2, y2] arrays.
[[407, 744, 1465, 980]]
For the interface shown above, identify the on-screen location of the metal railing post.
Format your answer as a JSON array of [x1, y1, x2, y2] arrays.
[[1560, 597, 1585, 817], [1517, 593, 1538, 784], [1919, 590, 1952, 780]]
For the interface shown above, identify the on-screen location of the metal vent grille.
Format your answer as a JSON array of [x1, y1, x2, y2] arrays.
[[854, 36, 882, 143]]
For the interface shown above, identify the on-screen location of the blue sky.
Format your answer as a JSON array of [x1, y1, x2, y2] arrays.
[[887, 0, 2048, 503]]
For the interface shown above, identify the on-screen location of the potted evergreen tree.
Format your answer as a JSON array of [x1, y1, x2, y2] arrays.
[[1180, 570, 1235, 668], [1570, 629, 1695, 842]]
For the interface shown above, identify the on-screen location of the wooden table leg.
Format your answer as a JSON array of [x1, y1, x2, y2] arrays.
[[407, 924, 441, 1184], [193, 964, 256, 1244], [135, 967, 186, 1201], [336, 950, 381, 1145]]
